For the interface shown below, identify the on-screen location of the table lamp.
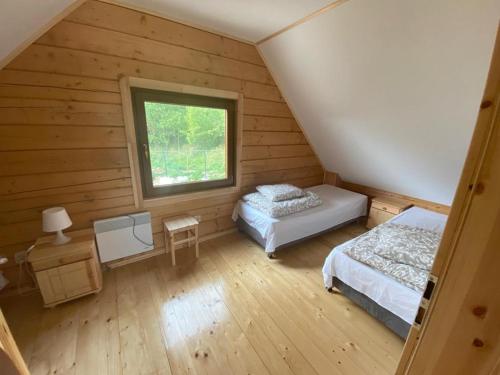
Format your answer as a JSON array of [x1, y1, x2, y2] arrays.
[[42, 207, 72, 245]]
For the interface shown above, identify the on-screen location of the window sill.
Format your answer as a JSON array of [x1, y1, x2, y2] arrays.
[[141, 185, 241, 208]]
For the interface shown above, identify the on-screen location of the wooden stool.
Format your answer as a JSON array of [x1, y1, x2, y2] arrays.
[[163, 215, 199, 266]]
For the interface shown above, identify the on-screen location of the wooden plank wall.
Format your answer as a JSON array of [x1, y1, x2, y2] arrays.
[[0, 0, 323, 291]]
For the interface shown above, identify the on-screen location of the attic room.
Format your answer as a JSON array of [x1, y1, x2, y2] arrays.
[[0, 0, 499, 374]]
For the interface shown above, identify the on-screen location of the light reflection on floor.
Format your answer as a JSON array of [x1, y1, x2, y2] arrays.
[[159, 274, 229, 347]]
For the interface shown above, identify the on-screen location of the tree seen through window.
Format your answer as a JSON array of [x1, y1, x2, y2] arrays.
[[144, 101, 227, 187]]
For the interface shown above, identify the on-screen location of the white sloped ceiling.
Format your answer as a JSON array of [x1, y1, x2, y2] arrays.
[[259, 0, 500, 205], [0, 0, 79, 67], [111, 0, 332, 42]]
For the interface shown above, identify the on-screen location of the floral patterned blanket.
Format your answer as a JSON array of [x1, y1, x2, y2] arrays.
[[344, 223, 442, 291], [242, 191, 322, 218]]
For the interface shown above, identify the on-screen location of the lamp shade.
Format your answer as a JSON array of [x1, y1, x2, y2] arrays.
[[42, 207, 72, 233]]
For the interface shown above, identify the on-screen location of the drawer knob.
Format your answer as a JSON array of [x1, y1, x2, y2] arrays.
[[382, 206, 387, 211]]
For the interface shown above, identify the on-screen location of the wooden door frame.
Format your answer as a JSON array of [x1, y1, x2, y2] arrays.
[[0, 308, 29, 374], [397, 24, 500, 374]]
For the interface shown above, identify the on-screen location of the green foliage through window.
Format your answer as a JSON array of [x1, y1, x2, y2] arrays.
[[144, 101, 227, 186]]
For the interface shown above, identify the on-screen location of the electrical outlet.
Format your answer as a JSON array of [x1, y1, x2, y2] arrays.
[[14, 251, 26, 264]]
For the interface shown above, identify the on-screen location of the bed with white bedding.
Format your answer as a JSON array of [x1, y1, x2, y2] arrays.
[[322, 206, 448, 338], [232, 184, 368, 254]]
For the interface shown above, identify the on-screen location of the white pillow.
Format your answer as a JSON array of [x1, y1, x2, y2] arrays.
[[256, 184, 305, 202]]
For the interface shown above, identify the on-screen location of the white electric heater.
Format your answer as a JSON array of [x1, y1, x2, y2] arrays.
[[94, 212, 154, 262]]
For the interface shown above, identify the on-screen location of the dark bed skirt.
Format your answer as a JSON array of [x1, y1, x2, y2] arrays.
[[332, 277, 410, 339]]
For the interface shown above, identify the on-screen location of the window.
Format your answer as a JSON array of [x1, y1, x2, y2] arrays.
[[131, 87, 237, 198]]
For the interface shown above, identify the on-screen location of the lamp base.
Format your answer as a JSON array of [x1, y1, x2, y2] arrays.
[[53, 230, 71, 245]]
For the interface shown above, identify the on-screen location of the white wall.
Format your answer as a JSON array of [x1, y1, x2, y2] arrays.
[[259, 0, 500, 205], [0, 0, 78, 67]]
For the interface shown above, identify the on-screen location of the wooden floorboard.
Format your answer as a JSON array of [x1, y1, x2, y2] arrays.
[[1, 223, 404, 374]]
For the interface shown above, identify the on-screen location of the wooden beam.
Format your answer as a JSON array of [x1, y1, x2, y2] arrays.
[[97, 0, 255, 46], [256, 0, 349, 45]]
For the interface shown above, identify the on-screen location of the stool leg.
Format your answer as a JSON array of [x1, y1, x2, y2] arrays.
[[195, 225, 199, 258], [170, 235, 176, 266], [164, 230, 168, 256]]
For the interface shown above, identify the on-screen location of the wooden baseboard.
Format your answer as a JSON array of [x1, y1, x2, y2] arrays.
[[106, 248, 166, 269], [200, 227, 238, 242], [106, 227, 238, 269], [324, 171, 450, 214]]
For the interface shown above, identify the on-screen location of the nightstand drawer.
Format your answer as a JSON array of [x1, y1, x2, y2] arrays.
[[30, 234, 96, 271], [30, 246, 93, 271], [371, 200, 403, 215], [367, 208, 395, 229]]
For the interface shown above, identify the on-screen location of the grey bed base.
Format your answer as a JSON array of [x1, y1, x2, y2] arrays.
[[330, 277, 410, 339], [236, 216, 363, 257]]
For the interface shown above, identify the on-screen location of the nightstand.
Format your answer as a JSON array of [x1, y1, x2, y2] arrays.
[[366, 196, 412, 229], [28, 232, 102, 307]]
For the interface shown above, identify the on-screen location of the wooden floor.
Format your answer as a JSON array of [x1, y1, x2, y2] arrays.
[[1, 223, 404, 375]]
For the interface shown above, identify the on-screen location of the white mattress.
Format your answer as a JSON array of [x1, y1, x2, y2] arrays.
[[232, 184, 368, 252], [322, 206, 448, 324]]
